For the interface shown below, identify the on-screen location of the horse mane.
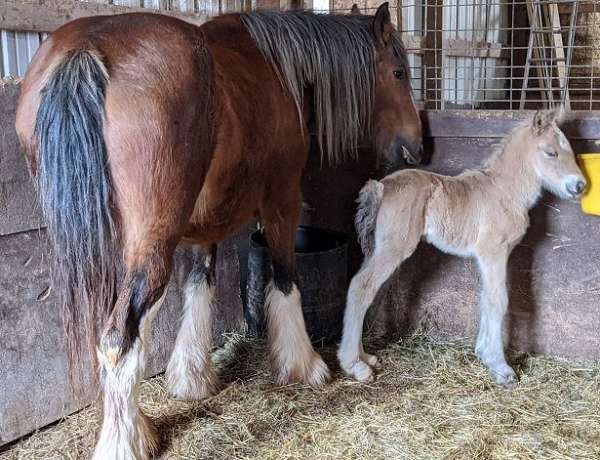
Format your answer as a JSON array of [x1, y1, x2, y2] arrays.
[[240, 10, 407, 164]]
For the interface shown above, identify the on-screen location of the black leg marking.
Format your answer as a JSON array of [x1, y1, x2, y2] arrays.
[[272, 260, 295, 296], [188, 244, 217, 287]]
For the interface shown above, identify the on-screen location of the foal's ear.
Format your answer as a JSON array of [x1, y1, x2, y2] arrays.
[[350, 4, 362, 15], [532, 110, 556, 136], [373, 2, 393, 46]]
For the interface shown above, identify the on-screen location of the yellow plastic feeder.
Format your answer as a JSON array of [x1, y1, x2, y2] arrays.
[[578, 153, 600, 216]]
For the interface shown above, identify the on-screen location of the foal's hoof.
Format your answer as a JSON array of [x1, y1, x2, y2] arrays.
[[342, 360, 375, 383], [361, 351, 379, 368], [490, 365, 519, 388]]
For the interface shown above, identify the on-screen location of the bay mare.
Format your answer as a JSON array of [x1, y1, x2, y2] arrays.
[[15, 4, 422, 458]]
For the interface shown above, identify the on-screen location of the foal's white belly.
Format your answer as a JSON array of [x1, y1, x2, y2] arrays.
[[423, 220, 475, 258]]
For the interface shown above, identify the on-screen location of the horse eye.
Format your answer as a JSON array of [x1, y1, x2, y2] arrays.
[[544, 150, 558, 158], [393, 69, 404, 79]]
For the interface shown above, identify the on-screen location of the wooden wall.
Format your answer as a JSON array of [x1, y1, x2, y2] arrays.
[[0, 82, 247, 446]]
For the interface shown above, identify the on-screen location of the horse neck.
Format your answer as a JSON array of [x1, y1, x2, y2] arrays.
[[483, 127, 542, 210]]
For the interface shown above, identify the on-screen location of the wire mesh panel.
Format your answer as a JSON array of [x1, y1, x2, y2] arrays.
[[2, 0, 599, 110], [394, 0, 600, 109]]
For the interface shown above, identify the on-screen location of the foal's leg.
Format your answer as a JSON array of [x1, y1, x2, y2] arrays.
[[95, 254, 172, 460], [338, 248, 407, 383], [166, 245, 220, 400], [475, 251, 518, 387], [338, 196, 423, 383]]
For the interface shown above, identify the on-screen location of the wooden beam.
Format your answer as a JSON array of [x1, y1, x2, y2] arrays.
[[421, 110, 600, 139], [558, 3, 597, 15], [0, 0, 208, 33], [443, 39, 506, 59], [424, 0, 443, 110], [404, 36, 507, 59], [548, 2, 570, 109]]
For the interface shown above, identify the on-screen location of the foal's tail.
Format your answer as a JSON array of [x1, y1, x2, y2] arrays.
[[355, 179, 384, 258], [35, 48, 116, 392]]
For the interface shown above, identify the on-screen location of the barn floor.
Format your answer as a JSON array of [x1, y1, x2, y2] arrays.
[[1, 332, 599, 460]]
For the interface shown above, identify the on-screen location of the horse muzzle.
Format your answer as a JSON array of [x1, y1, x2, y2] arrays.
[[392, 137, 423, 166], [565, 176, 587, 199]]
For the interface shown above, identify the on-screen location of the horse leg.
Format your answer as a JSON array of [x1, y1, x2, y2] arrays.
[[338, 224, 421, 383], [475, 251, 518, 387], [166, 244, 220, 400], [261, 197, 330, 387], [94, 251, 173, 460]]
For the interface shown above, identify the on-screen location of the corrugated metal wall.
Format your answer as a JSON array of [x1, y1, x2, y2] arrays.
[[0, 0, 216, 78], [442, 0, 508, 106], [0, 31, 47, 78]]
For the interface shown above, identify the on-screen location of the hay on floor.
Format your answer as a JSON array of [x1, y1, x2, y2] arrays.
[[1, 332, 599, 460]]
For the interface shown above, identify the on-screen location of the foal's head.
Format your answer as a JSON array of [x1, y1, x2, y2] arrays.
[[527, 109, 586, 199], [368, 3, 423, 167]]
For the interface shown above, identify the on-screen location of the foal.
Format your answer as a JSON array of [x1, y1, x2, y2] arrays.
[[338, 110, 587, 386]]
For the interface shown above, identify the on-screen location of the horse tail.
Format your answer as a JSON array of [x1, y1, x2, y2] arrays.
[[35, 48, 116, 392], [355, 179, 384, 258]]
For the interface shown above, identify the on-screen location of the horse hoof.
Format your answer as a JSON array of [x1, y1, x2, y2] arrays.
[[490, 366, 519, 388], [361, 352, 379, 368], [342, 360, 374, 383], [167, 370, 220, 401], [275, 352, 331, 387], [307, 353, 331, 387], [93, 411, 159, 460], [166, 358, 221, 400]]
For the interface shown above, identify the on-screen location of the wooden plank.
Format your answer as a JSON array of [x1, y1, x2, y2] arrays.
[[402, 33, 425, 54], [0, 0, 208, 33], [424, 0, 443, 110], [422, 110, 600, 139], [558, 2, 597, 15], [0, 230, 246, 446], [548, 2, 570, 109], [443, 39, 505, 59], [0, 82, 45, 236], [405, 37, 506, 59]]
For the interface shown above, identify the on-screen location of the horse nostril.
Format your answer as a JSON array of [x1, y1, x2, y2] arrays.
[[567, 179, 587, 196], [575, 180, 586, 194]]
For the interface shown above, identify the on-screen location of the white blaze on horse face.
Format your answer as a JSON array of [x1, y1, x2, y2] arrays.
[[166, 278, 219, 400], [265, 282, 330, 386]]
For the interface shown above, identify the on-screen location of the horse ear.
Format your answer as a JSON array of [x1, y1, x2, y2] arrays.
[[373, 2, 393, 46], [532, 110, 555, 135], [350, 4, 362, 15]]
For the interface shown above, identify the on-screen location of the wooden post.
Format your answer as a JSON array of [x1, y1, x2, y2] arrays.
[[424, 0, 443, 110]]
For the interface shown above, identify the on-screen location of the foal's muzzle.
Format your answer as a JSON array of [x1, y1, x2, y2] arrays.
[[566, 177, 587, 198]]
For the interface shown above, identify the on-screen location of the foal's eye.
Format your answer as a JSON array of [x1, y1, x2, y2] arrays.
[[544, 150, 558, 158], [393, 68, 405, 79]]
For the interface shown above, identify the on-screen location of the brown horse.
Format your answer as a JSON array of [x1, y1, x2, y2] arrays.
[[16, 4, 422, 459]]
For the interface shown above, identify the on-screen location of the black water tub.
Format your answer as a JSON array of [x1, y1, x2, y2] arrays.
[[245, 225, 349, 343]]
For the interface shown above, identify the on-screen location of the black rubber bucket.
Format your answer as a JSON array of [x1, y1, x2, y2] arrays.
[[245, 225, 349, 343]]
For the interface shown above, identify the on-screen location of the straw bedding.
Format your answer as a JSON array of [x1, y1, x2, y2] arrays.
[[2, 332, 599, 460]]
